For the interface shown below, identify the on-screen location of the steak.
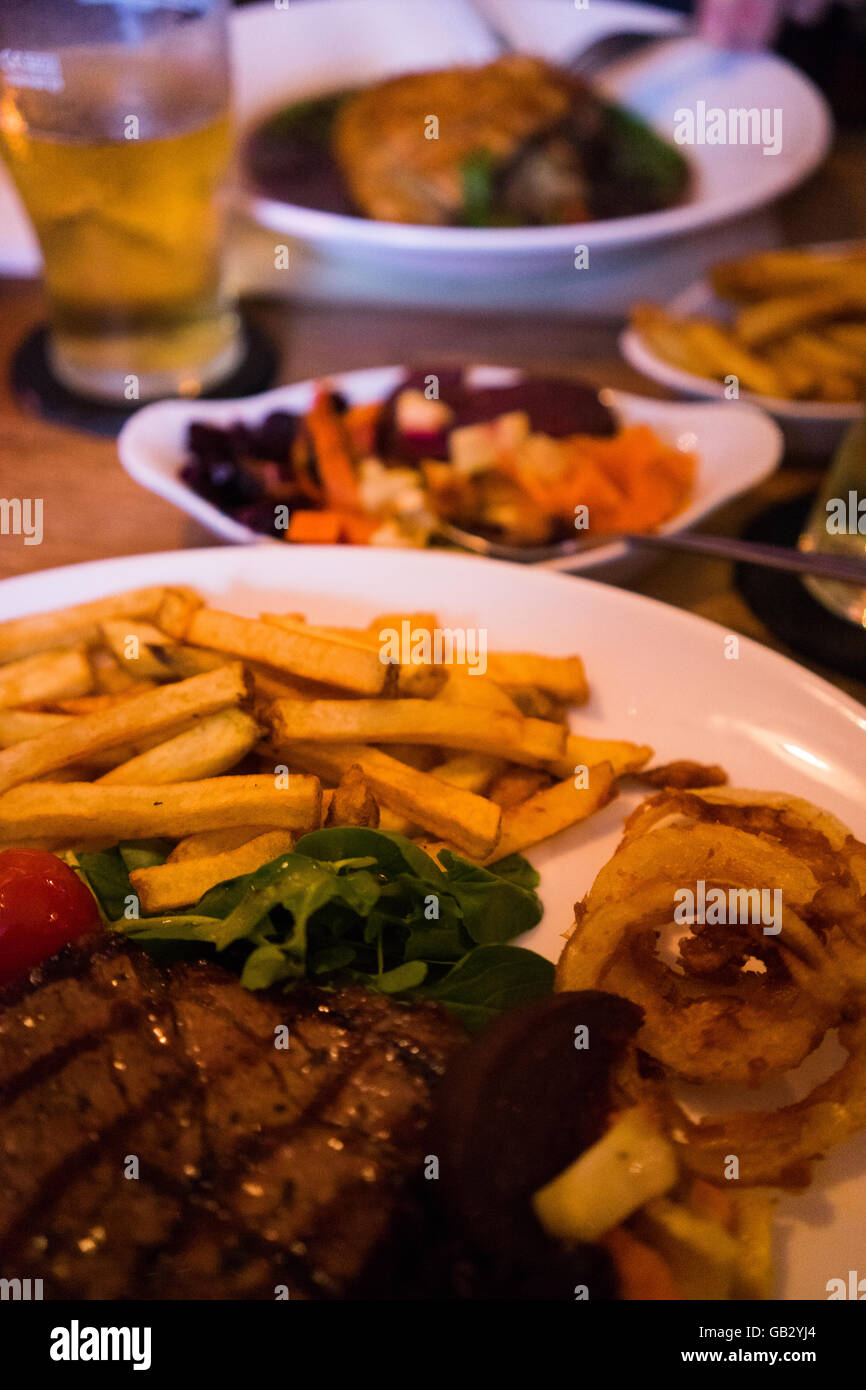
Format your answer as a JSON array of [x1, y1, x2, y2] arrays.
[[0, 933, 464, 1300]]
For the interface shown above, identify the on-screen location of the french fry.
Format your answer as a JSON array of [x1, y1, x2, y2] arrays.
[[100, 619, 237, 682], [483, 653, 588, 704], [507, 687, 568, 724], [678, 320, 785, 398], [266, 613, 378, 650], [430, 752, 506, 794], [636, 246, 866, 404], [376, 806, 418, 837], [159, 645, 229, 679], [269, 698, 567, 768], [0, 709, 171, 772], [549, 733, 653, 780], [97, 709, 260, 786], [323, 764, 379, 828], [0, 586, 168, 664], [631, 306, 721, 378], [487, 763, 616, 861], [263, 614, 444, 698], [784, 330, 865, 379], [280, 741, 501, 860], [0, 709, 69, 743], [761, 343, 818, 400], [247, 664, 344, 704], [129, 830, 296, 913], [635, 311, 784, 396], [383, 743, 440, 771], [153, 587, 203, 640], [50, 685, 157, 714], [711, 248, 866, 301], [394, 664, 447, 699], [487, 766, 553, 809], [0, 774, 322, 840], [100, 620, 179, 680], [89, 647, 143, 695], [167, 826, 275, 862], [434, 671, 520, 713], [0, 662, 249, 794], [187, 609, 391, 696], [735, 288, 866, 349], [0, 648, 93, 708], [365, 613, 493, 698]]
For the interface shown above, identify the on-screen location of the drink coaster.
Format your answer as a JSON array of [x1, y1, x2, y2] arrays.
[[10, 316, 279, 438], [734, 496, 866, 681]]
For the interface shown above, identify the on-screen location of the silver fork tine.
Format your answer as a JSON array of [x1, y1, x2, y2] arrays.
[[567, 31, 660, 80]]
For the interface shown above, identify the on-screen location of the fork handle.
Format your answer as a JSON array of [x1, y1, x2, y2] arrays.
[[626, 531, 866, 586]]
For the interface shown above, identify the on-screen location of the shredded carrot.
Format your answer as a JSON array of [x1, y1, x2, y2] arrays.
[[343, 401, 383, 457], [304, 390, 361, 512], [511, 424, 695, 536], [287, 510, 343, 544]]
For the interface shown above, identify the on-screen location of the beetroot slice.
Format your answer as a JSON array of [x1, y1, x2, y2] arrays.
[[376, 367, 615, 463]]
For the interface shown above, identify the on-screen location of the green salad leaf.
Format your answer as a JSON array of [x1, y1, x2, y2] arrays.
[[594, 102, 690, 216], [428, 945, 555, 1033], [71, 829, 552, 1032], [258, 92, 350, 148], [460, 150, 499, 227]]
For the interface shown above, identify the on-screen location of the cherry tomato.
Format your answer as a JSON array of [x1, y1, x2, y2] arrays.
[[0, 849, 100, 986]]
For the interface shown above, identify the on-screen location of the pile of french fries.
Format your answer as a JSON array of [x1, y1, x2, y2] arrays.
[[0, 585, 653, 915], [632, 243, 866, 402]]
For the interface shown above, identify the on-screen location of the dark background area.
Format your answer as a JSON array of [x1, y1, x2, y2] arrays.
[[232, 0, 866, 126]]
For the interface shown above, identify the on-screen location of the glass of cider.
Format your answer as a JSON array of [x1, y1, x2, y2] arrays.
[[0, 0, 243, 403]]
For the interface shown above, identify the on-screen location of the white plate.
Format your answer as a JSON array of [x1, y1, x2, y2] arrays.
[[232, 0, 832, 272], [620, 248, 865, 457], [116, 363, 783, 581], [0, 0, 832, 312], [2, 544, 864, 1299]]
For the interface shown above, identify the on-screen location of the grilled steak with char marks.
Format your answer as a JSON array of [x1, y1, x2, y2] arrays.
[[0, 934, 464, 1299]]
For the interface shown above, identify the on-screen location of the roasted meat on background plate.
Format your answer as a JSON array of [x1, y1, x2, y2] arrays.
[[331, 55, 688, 227], [334, 55, 584, 225], [0, 934, 464, 1300]]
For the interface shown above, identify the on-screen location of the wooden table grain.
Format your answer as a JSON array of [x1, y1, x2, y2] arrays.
[[0, 138, 864, 706]]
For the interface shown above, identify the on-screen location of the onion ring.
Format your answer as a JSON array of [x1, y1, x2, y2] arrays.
[[557, 789, 866, 1093], [670, 1017, 866, 1188]]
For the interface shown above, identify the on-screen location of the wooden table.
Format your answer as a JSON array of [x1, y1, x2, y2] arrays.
[[1, 137, 864, 706]]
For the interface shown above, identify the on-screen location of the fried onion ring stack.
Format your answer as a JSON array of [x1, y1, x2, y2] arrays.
[[557, 787, 866, 1186]]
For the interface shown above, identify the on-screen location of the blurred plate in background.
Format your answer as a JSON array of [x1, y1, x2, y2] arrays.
[[0, 0, 833, 314]]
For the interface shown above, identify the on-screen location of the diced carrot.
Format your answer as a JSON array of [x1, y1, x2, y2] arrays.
[[340, 513, 380, 545], [287, 510, 343, 544], [304, 390, 361, 511]]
